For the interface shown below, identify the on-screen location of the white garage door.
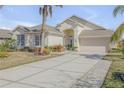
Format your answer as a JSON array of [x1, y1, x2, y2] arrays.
[[79, 37, 108, 54]]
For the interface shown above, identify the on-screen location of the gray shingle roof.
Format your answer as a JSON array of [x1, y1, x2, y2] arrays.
[[0, 29, 12, 38], [29, 25, 63, 35], [14, 25, 63, 36]]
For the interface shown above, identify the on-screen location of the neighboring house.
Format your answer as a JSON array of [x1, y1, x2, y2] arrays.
[[12, 15, 113, 54], [0, 29, 12, 44]]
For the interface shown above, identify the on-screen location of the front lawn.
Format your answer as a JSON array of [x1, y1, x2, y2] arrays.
[[0, 52, 63, 70], [102, 49, 124, 88]]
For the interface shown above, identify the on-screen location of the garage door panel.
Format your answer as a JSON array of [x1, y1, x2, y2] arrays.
[[79, 46, 106, 54], [79, 37, 107, 54], [79, 38, 107, 46]]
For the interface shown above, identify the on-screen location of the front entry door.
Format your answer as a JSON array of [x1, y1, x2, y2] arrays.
[[69, 36, 73, 46], [64, 36, 74, 47]]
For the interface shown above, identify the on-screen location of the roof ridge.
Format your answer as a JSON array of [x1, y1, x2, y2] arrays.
[[70, 15, 106, 30]]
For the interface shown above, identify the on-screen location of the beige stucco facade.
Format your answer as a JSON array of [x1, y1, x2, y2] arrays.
[[47, 35, 63, 46], [12, 28, 64, 49]]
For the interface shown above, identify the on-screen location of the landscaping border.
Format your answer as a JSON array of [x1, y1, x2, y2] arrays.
[[0, 52, 68, 71]]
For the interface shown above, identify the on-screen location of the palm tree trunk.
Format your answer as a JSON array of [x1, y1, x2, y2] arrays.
[[41, 31, 45, 48], [41, 23, 46, 48], [40, 10, 46, 54]]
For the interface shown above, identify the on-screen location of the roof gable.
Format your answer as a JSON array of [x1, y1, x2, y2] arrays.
[[57, 15, 106, 30], [13, 25, 30, 33]]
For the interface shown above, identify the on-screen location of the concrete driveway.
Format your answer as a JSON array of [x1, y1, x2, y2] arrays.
[[0, 52, 111, 88]]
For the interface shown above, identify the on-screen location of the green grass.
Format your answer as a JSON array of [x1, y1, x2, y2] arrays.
[[102, 49, 124, 88]]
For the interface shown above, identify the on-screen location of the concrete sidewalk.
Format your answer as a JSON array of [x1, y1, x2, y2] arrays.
[[0, 52, 111, 88]]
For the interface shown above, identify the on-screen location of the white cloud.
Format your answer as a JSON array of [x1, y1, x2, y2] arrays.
[[12, 20, 37, 27], [0, 26, 12, 30], [0, 21, 37, 30]]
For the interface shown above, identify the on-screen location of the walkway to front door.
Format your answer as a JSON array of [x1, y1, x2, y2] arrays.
[[64, 29, 74, 48], [0, 52, 111, 88]]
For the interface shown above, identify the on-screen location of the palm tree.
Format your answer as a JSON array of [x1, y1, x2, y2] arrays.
[[111, 5, 124, 43], [111, 23, 124, 42], [39, 5, 62, 51], [113, 5, 124, 17], [112, 5, 124, 54]]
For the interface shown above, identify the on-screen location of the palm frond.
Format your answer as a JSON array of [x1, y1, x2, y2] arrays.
[[113, 5, 124, 17], [111, 23, 124, 43], [55, 5, 63, 8], [44, 5, 48, 17], [49, 5, 52, 17], [39, 7, 42, 15], [40, 5, 63, 33]]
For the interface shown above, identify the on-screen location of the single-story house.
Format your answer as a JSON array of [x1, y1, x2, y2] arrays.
[[0, 29, 12, 44], [12, 15, 113, 54]]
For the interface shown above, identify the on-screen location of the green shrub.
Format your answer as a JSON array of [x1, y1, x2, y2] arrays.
[[0, 39, 16, 52], [0, 44, 6, 52], [0, 39, 16, 58], [67, 44, 77, 51]]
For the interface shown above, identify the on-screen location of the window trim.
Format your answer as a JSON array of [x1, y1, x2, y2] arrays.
[[34, 34, 41, 47], [17, 34, 25, 47]]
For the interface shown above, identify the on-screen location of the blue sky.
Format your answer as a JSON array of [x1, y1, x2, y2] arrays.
[[0, 5, 124, 31]]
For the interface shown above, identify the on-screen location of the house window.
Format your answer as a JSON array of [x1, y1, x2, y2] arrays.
[[17, 35, 25, 47], [35, 35, 41, 46]]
